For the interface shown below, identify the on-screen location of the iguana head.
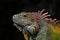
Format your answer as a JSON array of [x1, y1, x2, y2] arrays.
[[12, 12, 40, 35], [12, 9, 52, 35], [13, 12, 33, 26]]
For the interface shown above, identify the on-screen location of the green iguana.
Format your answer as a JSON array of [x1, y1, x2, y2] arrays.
[[12, 9, 60, 40]]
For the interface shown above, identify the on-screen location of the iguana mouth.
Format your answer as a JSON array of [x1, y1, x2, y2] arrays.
[[14, 22, 25, 28], [14, 22, 31, 29], [13, 22, 26, 31]]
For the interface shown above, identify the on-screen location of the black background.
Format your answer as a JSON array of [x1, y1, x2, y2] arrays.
[[0, 0, 60, 40]]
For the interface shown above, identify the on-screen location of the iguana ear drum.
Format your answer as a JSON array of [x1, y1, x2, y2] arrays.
[[23, 25, 39, 36]]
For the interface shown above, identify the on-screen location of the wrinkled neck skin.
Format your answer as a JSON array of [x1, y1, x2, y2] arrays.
[[22, 21, 50, 40]]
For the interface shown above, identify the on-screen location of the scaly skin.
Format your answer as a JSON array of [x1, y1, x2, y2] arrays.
[[12, 9, 60, 40], [48, 23, 60, 40]]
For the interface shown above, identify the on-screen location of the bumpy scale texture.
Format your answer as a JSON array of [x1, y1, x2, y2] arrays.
[[12, 11, 60, 40]]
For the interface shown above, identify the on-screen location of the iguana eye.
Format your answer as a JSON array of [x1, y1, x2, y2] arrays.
[[23, 15, 27, 17]]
